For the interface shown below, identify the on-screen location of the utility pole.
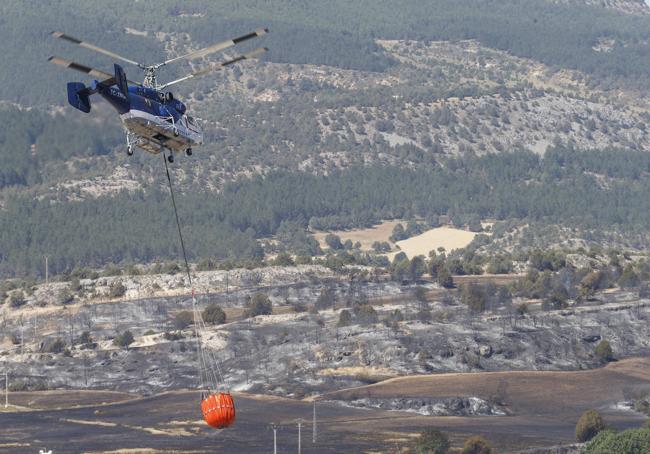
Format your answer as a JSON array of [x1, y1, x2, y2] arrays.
[[313, 400, 317, 443], [20, 323, 24, 356], [44, 255, 49, 285], [295, 419, 305, 454], [270, 423, 279, 454], [4, 367, 8, 408]]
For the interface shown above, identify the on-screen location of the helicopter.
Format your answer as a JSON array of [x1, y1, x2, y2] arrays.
[[49, 29, 268, 162]]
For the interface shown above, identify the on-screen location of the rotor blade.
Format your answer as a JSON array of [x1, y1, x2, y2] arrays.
[[161, 28, 268, 66], [48, 56, 113, 79], [159, 47, 268, 89], [48, 56, 142, 86], [51, 31, 141, 67]]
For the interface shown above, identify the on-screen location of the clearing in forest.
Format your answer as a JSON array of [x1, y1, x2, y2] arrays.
[[394, 227, 478, 258]]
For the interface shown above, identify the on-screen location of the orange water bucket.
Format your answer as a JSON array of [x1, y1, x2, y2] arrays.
[[201, 392, 236, 429]]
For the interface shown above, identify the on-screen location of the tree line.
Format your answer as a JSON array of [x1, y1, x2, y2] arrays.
[[3, 146, 650, 277]]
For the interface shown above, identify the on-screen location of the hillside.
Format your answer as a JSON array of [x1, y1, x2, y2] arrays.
[[552, 0, 650, 14], [0, 1, 649, 276]]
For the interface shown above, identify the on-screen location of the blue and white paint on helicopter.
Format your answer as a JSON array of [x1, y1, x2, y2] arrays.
[[49, 29, 268, 162]]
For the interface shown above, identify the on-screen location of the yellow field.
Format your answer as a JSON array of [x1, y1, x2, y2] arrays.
[[312, 220, 480, 259], [312, 220, 403, 251], [394, 226, 478, 258]]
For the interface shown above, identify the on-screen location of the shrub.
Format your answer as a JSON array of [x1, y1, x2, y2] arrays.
[[202, 304, 226, 325], [295, 256, 312, 265], [437, 267, 454, 288], [462, 435, 493, 454], [9, 292, 26, 308], [390, 223, 407, 242], [102, 264, 122, 277], [414, 286, 428, 302], [245, 293, 273, 317], [461, 283, 487, 313], [173, 310, 194, 329], [387, 309, 404, 323], [618, 265, 639, 289], [78, 331, 96, 349], [413, 428, 450, 454], [353, 303, 378, 325], [581, 428, 650, 454], [516, 303, 529, 315], [113, 330, 134, 348], [44, 338, 66, 354], [70, 277, 82, 292], [595, 340, 613, 363], [196, 258, 218, 271], [417, 350, 430, 364], [8, 380, 29, 391], [272, 252, 295, 267], [57, 289, 74, 305], [162, 262, 181, 275], [108, 280, 127, 298], [576, 409, 606, 442], [580, 271, 605, 299], [325, 234, 343, 250], [315, 287, 336, 310], [337, 309, 353, 327], [164, 331, 184, 341]]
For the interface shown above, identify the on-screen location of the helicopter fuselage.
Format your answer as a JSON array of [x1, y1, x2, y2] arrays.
[[51, 27, 268, 159], [93, 82, 203, 155]]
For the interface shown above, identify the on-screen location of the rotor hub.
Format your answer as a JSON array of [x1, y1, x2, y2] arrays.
[[142, 67, 158, 89]]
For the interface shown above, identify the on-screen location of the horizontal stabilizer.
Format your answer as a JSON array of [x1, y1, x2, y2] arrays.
[[67, 82, 91, 113]]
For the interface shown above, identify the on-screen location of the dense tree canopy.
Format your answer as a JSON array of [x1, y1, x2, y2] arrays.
[[4, 146, 650, 277], [2, 0, 649, 105]]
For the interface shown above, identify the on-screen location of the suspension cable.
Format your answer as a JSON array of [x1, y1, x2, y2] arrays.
[[162, 151, 225, 392], [162, 152, 192, 286]]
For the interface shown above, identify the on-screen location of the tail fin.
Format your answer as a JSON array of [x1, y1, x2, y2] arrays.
[[114, 64, 128, 96], [67, 82, 91, 113]]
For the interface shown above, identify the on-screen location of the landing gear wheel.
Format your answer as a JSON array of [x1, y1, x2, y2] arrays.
[[167, 153, 174, 163], [186, 148, 193, 156], [127, 146, 134, 156], [173, 129, 179, 137]]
